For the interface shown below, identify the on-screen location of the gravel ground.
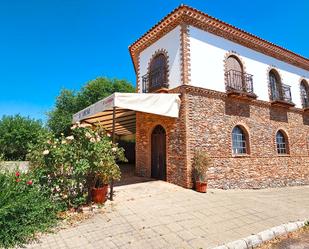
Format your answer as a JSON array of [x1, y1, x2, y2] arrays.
[[256, 225, 309, 249]]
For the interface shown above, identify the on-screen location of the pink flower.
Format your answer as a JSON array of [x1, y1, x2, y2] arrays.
[[15, 171, 20, 177], [16, 178, 20, 182], [26, 180, 33, 185]]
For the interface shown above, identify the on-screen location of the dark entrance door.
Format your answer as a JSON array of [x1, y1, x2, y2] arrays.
[[151, 125, 166, 180]]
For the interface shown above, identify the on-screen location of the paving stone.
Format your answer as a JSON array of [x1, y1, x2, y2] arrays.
[[225, 239, 247, 249], [243, 234, 262, 248], [270, 225, 287, 236], [23, 182, 309, 249]]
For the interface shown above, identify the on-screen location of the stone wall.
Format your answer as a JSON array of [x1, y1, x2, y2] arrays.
[[135, 89, 190, 188], [135, 85, 309, 189], [185, 86, 309, 189]]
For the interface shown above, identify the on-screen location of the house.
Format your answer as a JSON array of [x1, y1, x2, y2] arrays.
[[74, 5, 309, 189]]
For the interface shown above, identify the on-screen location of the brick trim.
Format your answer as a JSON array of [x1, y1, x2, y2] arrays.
[[266, 66, 284, 101], [136, 54, 141, 92], [129, 5, 309, 74], [275, 128, 290, 155], [223, 51, 248, 90], [230, 122, 251, 156], [299, 78, 309, 108], [180, 23, 191, 85], [146, 49, 170, 90], [172, 85, 305, 114]]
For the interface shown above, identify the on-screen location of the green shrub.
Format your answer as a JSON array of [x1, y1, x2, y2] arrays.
[[47, 77, 135, 136], [192, 149, 212, 182], [27, 124, 126, 208], [0, 171, 59, 248], [0, 115, 48, 160]]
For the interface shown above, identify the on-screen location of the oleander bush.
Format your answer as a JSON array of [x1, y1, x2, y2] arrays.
[[27, 124, 126, 208], [0, 171, 59, 248]]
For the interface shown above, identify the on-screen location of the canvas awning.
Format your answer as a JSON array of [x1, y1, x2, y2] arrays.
[[72, 92, 181, 136]]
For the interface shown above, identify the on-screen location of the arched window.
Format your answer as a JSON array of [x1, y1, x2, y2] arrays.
[[226, 56, 243, 73], [149, 53, 168, 91], [276, 130, 288, 154], [226, 56, 244, 90], [232, 125, 248, 154], [300, 80, 309, 108], [269, 69, 282, 100]]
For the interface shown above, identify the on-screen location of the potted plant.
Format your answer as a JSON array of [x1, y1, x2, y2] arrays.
[[193, 149, 212, 193], [91, 175, 108, 204]]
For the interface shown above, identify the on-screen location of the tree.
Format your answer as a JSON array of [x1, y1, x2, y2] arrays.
[[0, 115, 47, 160], [47, 77, 135, 136]]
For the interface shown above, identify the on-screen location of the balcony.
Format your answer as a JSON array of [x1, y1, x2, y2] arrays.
[[142, 67, 169, 93], [270, 84, 295, 108], [225, 70, 257, 100]]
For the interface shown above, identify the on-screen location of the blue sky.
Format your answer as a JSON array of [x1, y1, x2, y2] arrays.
[[0, 0, 308, 121]]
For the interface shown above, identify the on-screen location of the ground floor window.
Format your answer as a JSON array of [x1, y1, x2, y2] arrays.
[[276, 130, 288, 154], [232, 125, 248, 154]]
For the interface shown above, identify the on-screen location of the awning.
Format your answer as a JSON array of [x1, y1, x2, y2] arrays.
[[72, 92, 181, 135]]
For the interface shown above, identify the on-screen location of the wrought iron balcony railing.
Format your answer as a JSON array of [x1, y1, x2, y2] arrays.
[[142, 67, 168, 93], [225, 70, 254, 94], [271, 83, 293, 103]]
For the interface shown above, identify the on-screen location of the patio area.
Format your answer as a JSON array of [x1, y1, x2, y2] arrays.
[[25, 173, 309, 249]]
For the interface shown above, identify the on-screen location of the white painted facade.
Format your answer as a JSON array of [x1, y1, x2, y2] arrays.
[[189, 26, 309, 108], [137, 25, 309, 108], [138, 26, 181, 93]]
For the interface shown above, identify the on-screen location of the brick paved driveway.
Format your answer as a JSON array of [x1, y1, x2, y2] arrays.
[[26, 181, 309, 249]]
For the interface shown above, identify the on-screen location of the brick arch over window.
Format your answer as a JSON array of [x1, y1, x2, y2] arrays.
[[145, 49, 170, 92], [267, 67, 283, 101], [223, 52, 247, 91], [226, 55, 243, 72], [300, 79, 309, 108], [275, 129, 289, 154], [231, 124, 250, 155]]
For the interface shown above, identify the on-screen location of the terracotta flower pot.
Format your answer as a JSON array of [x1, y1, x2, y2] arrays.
[[91, 184, 108, 204], [195, 181, 207, 193]]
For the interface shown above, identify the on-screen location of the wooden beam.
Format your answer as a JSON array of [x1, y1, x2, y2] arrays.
[[85, 111, 135, 123], [97, 119, 136, 129], [110, 107, 116, 202], [82, 108, 130, 120], [114, 127, 136, 133]]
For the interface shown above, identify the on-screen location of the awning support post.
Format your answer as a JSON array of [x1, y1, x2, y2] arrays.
[[110, 107, 116, 201]]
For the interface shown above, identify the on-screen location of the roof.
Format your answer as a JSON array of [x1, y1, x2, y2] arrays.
[[129, 5, 309, 73]]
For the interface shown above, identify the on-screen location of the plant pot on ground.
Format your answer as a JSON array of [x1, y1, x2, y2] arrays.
[[193, 149, 212, 193], [91, 177, 108, 204]]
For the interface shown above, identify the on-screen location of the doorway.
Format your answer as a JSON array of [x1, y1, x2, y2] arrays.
[[151, 125, 166, 180]]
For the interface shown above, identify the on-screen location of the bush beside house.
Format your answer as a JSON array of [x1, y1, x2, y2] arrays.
[[0, 77, 132, 247], [0, 171, 60, 248], [0, 124, 126, 248]]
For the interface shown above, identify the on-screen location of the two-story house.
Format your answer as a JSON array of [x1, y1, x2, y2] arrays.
[[129, 5, 309, 189]]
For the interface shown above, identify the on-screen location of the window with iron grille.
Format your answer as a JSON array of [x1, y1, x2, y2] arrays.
[[269, 70, 281, 100], [300, 80, 309, 108], [232, 126, 247, 154], [149, 54, 167, 90], [276, 130, 288, 154]]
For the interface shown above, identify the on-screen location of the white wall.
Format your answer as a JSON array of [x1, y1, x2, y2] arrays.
[[189, 26, 309, 108], [138, 26, 181, 92]]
